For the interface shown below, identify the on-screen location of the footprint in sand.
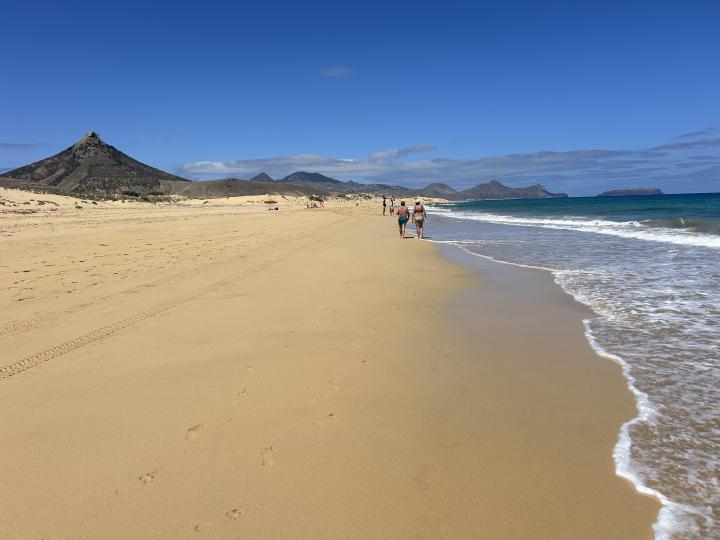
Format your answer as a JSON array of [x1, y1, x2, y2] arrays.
[[328, 378, 340, 391], [313, 413, 339, 427], [238, 387, 249, 399], [138, 470, 157, 485], [225, 506, 245, 520], [261, 446, 276, 468], [412, 474, 432, 491], [186, 424, 205, 441], [245, 364, 255, 374]]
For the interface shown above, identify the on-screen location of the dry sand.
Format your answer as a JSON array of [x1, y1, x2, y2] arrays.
[[0, 190, 658, 538]]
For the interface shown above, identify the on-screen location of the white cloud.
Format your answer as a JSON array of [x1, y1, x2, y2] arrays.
[[321, 65, 353, 78]]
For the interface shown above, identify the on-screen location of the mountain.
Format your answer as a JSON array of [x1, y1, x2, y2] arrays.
[[598, 187, 664, 196], [248, 172, 274, 182], [277, 171, 343, 184], [0, 132, 189, 195], [0, 133, 568, 200], [457, 180, 567, 200], [169, 178, 332, 198], [418, 182, 458, 198]]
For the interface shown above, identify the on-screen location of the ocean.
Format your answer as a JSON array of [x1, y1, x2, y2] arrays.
[[427, 193, 720, 539]]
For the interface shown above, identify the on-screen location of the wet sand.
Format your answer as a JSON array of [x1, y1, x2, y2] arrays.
[[0, 193, 658, 538]]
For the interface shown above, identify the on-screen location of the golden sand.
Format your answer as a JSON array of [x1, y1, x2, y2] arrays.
[[0, 190, 658, 538]]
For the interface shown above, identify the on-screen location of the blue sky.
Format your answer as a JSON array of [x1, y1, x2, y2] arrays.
[[2, 0, 719, 195]]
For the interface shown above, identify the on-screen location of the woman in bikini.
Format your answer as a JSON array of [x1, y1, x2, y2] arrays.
[[412, 199, 427, 239]]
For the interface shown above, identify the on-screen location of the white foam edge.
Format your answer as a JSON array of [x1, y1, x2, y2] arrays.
[[581, 323, 711, 539], [431, 239, 706, 539], [427, 207, 720, 249], [428, 240, 558, 272]]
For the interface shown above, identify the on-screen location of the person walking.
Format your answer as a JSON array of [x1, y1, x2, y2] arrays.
[[382, 194, 387, 215], [389, 196, 396, 216], [396, 201, 410, 238], [412, 199, 427, 239]]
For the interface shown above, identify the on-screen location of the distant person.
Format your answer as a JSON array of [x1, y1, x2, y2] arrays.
[[382, 194, 387, 215], [412, 199, 427, 239], [397, 201, 410, 238], [389, 196, 396, 215]]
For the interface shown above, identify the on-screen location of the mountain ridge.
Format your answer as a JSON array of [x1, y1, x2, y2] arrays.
[[0, 133, 568, 200]]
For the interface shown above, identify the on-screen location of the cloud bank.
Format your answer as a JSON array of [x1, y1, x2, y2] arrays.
[[0, 142, 43, 149], [180, 135, 720, 195], [675, 127, 716, 140]]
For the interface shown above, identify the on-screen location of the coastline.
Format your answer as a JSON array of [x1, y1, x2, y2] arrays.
[[434, 243, 661, 538], [0, 194, 658, 538]]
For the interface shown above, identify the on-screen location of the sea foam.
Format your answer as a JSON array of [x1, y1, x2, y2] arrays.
[[429, 204, 720, 539], [429, 207, 720, 249]]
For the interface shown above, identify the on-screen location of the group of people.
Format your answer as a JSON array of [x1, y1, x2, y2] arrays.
[[383, 195, 426, 239]]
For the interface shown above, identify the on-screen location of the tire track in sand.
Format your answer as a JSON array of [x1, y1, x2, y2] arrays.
[[0, 218, 344, 380], [0, 231, 283, 339], [0, 254, 250, 339]]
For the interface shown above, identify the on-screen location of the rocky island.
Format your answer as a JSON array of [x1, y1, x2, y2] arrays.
[[598, 187, 664, 196]]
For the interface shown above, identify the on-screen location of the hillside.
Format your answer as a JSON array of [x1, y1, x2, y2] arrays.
[[418, 183, 459, 198], [249, 172, 274, 182], [278, 171, 343, 184], [0, 132, 189, 195], [458, 180, 566, 200]]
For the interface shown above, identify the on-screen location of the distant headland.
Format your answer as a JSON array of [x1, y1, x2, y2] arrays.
[[598, 188, 664, 197]]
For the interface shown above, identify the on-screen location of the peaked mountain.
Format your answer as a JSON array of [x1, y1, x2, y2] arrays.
[[418, 182, 459, 198], [0, 131, 189, 195], [458, 180, 566, 200], [277, 171, 343, 184], [248, 172, 274, 182]]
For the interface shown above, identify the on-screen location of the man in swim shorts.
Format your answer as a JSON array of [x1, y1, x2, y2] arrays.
[[412, 199, 427, 239], [396, 201, 410, 238]]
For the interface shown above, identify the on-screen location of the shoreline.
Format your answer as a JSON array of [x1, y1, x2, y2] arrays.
[[0, 194, 659, 538], [433, 243, 661, 538], [430, 236, 671, 536]]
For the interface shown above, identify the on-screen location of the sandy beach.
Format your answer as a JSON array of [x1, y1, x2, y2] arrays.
[[0, 191, 658, 538]]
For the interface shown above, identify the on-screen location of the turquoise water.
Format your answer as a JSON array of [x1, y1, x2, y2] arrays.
[[448, 193, 720, 235], [430, 192, 720, 539]]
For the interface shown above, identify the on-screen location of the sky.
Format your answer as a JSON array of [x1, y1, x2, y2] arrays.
[[2, 0, 719, 195]]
